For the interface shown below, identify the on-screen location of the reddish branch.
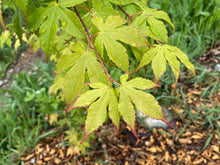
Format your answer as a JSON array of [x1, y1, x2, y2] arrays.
[[117, 5, 133, 24], [73, 7, 120, 87], [75, 5, 91, 12], [156, 40, 163, 45], [0, 2, 5, 32], [117, 5, 142, 24]]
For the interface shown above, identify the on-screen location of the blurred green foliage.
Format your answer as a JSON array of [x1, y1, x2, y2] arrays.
[[0, 62, 64, 163]]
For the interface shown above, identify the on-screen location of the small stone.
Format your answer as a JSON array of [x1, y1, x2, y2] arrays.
[[145, 141, 150, 146], [21, 52, 25, 57], [30, 159, 35, 163], [8, 68, 13, 73], [214, 64, 220, 72]]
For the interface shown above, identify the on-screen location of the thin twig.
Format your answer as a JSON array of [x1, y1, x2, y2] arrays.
[[131, 12, 143, 17], [75, 5, 91, 12], [0, 2, 5, 32], [156, 40, 163, 46], [117, 5, 133, 24], [175, 145, 203, 149], [73, 7, 119, 87]]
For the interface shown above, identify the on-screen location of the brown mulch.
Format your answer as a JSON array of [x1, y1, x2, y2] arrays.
[[20, 91, 220, 165], [19, 123, 220, 165]]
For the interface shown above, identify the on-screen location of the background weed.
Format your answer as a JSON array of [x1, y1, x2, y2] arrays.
[[0, 62, 65, 163]]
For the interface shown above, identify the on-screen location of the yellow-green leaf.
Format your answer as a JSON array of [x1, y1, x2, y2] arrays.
[[0, 30, 12, 48], [86, 51, 108, 85], [131, 46, 149, 61], [68, 85, 120, 143], [113, 26, 150, 47], [118, 87, 136, 135], [108, 0, 134, 5], [28, 2, 84, 59], [0, 0, 5, 31], [63, 55, 86, 106], [127, 88, 164, 120], [132, 4, 174, 43], [151, 49, 166, 83], [81, 88, 110, 143], [88, 82, 108, 89], [55, 53, 81, 73], [49, 73, 65, 95], [120, 73, 129, 85], [93, 15, 149, 72], [137, 46, 157, 69], [49, 113, 58, 125], [167, 46, 195, 75], [108, 88, 120, 130], [92, 0, 119, 18], [137, 44, 195, 84], [55, 41, 109, 106], [125, 77, 157, 90], [147, 16, 168, 43], [117, 75, 167, 137], [164, 48, 180, 85], [59, 0, 87, 7], [74, 86, 108, 108]]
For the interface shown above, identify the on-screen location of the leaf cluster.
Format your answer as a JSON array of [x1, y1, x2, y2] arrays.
[[0, 0, 195, 142]]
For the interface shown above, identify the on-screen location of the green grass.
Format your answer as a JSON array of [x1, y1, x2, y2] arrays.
[[174, 63, 220, 139], [0, 62, 65, 164]]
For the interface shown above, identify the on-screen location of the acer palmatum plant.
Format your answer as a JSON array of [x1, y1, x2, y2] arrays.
[[0, 0, 195, 143]]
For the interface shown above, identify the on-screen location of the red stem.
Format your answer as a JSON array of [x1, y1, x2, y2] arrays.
[[75, 5, 91, 12], [156, 40, 163, 45], [117, 5, 132, 24], [74, 7, 118, 87], [0, 2, 5, 32]]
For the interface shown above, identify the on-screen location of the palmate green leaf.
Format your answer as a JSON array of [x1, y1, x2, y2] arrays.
[[125, 77, 157, 90], [151, 49, 166, 84], [131, 46, 149, 61], [147, 16, 168, 43], [118, 87, 136, 134], [13, 8, 23, 42], [83, 90, 108, 142], [137, 44, 195, 84], [164, 49, 180, 85], [28, 1, 84, 59], [69, 83, 120, 143], [49, 72, 65, 95], [63, 55, 86, 106], [108, 88, 120, 132], [132, 4, 174, 43], [108, 0, 134, 5], [58, 0, 87, 7], [0, 0, 5, 31], [93, 15, 149, 73], [0, 30, 12, 48], [118, 75, 164, 137], [55, 42, 84, 73], [55, 41, 108, 106], [86, 54, 108, 84], [13, 0, 28, 17], [92, 0, 119, 18]]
